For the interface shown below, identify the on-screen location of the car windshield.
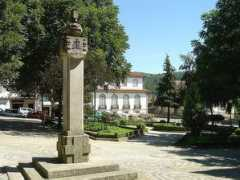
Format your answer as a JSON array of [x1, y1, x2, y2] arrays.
[[6, 109, 18, 113]]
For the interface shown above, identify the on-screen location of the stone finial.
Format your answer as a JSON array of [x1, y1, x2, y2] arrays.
[[67, 10, 83, 35], [72, 10, 79, 22]]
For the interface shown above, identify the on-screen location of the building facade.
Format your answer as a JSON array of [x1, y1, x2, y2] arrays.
[[94, 72, 148, 115], [0, 86, 41, 111]]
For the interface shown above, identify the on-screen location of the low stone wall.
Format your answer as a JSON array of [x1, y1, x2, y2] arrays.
[[85, 129, 144, 142]]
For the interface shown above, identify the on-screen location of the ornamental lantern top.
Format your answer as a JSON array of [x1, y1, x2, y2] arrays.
[[63, 10, 88, 59], [66, 10, 83, 36], [73, 10, 79, 22]]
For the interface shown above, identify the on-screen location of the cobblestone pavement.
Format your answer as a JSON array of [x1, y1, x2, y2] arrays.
[[0, 119, 240, 180]]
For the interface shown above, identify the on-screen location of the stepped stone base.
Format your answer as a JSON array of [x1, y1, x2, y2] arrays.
[[10, 158, 138, 180], [7, 172, 24, 180]]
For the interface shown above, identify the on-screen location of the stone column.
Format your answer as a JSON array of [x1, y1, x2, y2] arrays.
[[57, 11, 90, 164]]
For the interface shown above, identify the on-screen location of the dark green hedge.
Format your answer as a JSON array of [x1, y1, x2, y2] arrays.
[[177, 133, 240, 148], [153, 123, 186, 132]]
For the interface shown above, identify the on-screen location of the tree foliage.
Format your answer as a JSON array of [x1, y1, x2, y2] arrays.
[[178, 53, 196, 105], [193, 0, 240, 106], [179, 53, 195, 88], [0, 0, 26, 86], [156, 55, 176, 122], [183, 83, 208, 136], [0, 0, 131, 106]]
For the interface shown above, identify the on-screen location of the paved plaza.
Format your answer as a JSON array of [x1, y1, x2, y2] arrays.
[[0, 118, 240, 180]]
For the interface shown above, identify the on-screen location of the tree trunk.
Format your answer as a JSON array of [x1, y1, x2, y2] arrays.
[[229, 112, 232, 127], [50, 100, 55, 122], [40, 93, 46, 126], [93, 88, 96, 122], [210, 105, 214, 130], [167, 104, 170, 123], [41, 94, 44, 115]]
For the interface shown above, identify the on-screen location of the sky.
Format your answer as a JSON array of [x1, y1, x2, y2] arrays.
[[114, 0, 217, 74]]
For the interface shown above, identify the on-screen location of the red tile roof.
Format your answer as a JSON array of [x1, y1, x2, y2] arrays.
[[128, 72, 144, 78], [97, 88, 150, 94]]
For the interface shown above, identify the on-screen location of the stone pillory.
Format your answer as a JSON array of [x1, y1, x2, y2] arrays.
[[57, 10, 90, 164]]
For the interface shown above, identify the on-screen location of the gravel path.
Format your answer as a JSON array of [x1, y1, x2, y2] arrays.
[[0, 118, 240, 180]]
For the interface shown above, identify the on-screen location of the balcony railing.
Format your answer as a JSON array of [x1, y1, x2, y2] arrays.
[[122, 104, 130, 110], [134, 105, 141, 110], [98, 105, 107, 110], [111, 104, 119, 110]]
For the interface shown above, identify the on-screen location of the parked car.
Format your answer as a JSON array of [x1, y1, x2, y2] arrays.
[[0, 108, 4, 115], [18, 107, 33, 117], [28, 111, 45, 119], [1, 109, 24, 117]]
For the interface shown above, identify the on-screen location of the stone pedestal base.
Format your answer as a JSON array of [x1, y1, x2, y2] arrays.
[[57, 134, 90, 163], [16, 158, 138, 180]]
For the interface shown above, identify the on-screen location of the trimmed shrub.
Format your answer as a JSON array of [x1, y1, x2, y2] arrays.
[[85, 122, 108, 132], [101, 112, 112, 123], [234, 128, 240, 136], [119, 118, 128, 126], [136, 123, 146, 129], [153, 123, 186, 132], [137, 122, 147, 133], [160, 120, 166, 123], [111, 120, 120, 127], [128, 116, 145, 126]]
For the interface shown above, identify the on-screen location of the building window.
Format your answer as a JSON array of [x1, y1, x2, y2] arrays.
[[111, 94, 119, 110], [99, 94, 106, 110], [134, 94, 141, 110], [133, 79, 138, 87], [123, 95, 130, 110]]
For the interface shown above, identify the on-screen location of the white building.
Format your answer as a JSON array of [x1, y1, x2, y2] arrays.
[[0, 85, 41, 111], [94, 72, 149, 115]]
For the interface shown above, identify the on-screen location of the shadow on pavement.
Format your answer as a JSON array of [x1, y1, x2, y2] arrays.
[[193, 167, 240, 180], [0, 166, 19, 174], [166, 147, 240, 179], [0, 118, 59, 137]]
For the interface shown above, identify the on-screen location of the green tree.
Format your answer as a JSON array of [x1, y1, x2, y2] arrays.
[[178, 53, 196, 106], [233, 98, 240, 127], [179, 53, 195, 88], [39, 60, 62, 122], [12, 0, 130, 115], [0, 0, 26, 86], [193, 0, 240, 107], [156, 55, 176, 123], [183, 83, 207, 136]]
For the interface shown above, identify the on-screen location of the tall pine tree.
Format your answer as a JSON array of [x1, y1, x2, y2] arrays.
[[156, 55, 176, 123]]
